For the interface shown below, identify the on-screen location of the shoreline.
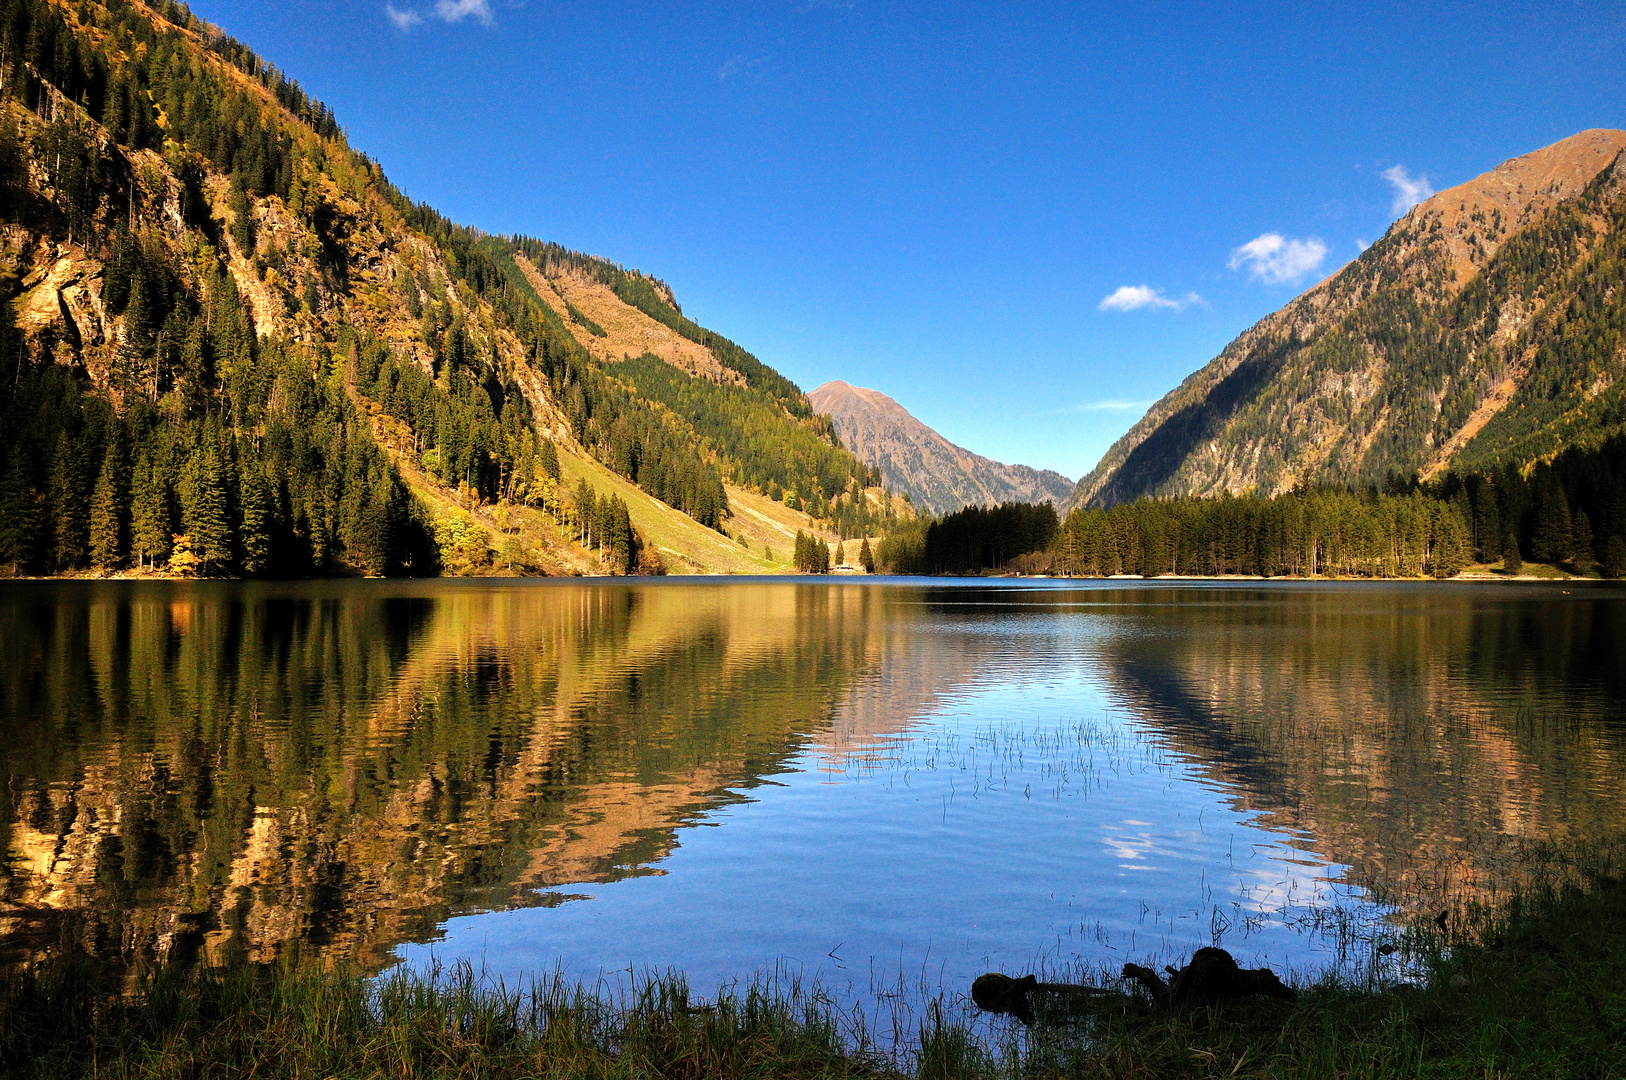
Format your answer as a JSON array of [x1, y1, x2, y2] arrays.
[[4, 856, 1623, 1078], [0, 567, 1609, 585]]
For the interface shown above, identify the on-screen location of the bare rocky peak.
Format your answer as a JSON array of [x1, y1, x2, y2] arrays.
[[1401, 128, 1626, 291], [809, 380, 1073, 515]]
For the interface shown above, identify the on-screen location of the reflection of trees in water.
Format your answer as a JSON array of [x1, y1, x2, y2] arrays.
[[7, 581, 1617, 981], [1091, 585, 1626, 909], [0, 583, 908, 974]]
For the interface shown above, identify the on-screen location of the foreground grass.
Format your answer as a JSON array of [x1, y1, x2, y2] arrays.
[[5, 871, 1626, 1079]]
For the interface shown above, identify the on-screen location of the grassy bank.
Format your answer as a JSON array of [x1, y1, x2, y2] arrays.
[[5, 868, 1625, 1078]]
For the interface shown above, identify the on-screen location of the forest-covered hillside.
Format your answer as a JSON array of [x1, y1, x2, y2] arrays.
[[0, 0, 889, 578]]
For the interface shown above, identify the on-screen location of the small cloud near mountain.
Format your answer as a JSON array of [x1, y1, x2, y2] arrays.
[[1381, 165, 1434, 216], [1099, 285, 1201, 312], [384, 0, 491, 30], [1228, 233, 1327, 284], [1073, 399, 1154, 412]]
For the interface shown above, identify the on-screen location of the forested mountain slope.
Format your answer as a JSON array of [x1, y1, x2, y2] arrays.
[[1071, 129, 1626, 509], [807, 380, 1073, 515], [0, 0, 885, 577]]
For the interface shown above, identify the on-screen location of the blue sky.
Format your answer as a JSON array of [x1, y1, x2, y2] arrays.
[[194, 1, 1624, 479]]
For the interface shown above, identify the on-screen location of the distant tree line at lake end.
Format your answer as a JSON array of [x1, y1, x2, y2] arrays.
[[876, 434, 1626, 579]]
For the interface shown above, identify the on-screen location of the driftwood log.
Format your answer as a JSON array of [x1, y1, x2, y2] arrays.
[[973, 947, 1294, 1024], [1121, 946, 1296, 1006], [970, 973, 1110, 1025]]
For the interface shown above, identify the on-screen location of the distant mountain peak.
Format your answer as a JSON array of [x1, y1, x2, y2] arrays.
[[809, 381, 1073, 515]]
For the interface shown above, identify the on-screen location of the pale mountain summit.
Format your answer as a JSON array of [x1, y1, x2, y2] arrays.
[[1070, 128, 1626, 510], [809, 381, 1074, 515]]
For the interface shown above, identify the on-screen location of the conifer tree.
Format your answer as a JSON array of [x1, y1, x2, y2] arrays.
[[49, 435, 91, 571], [1572, 511, 1595, 572], [607, 496, 634, 574], [574, 478, 596, 548], [130, 449, 173, 569], [89, 432, 130, 569], [1603, 536, 1626, 580], [239, 463, 272, 575], [859, 536, 874, 573], [1531, 484, 1573, 564], [1502, 530, 1524, 574], [1431, 505, 1470, 578], [182, 432, 232, 574], [228, 170, 255, 254], [0, 454, 40, 570], [306, 482, 331, 571]]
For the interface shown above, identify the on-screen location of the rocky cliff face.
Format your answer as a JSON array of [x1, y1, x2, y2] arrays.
[[809, 380, 1073, 514], [1071, 129, 1626, 509]]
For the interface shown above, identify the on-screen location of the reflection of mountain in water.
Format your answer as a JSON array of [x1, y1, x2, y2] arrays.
[[8, 580, 1625, 981], [1089, 584, 1626, 906], [0, 582, 963, 972]]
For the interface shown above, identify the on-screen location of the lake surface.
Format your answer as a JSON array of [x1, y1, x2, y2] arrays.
[[3, 578, 1625, 1014]]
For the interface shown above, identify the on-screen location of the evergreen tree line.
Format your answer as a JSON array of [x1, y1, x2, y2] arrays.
[[1052, 487, 1471, 579], [315, 216, 725, 531], [875, 433, 1626, 579], [792, 530, 831, 574], [878, 502, 1060, 575], [571, 478, 640, 575], [0, 354, 435, 578]]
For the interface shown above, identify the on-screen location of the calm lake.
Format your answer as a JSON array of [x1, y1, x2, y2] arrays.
[[3, 578, 1625, 1013]]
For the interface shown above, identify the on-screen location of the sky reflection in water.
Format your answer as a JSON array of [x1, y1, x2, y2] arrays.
[[4, 579, 1624, 1015]]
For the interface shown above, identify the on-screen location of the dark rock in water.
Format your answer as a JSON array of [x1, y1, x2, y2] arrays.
[[971, 972, 1039, 1025], [973, 947, 1293, 1026], [1121, 946, 1296, 1006], [972, 971, 1118, 1024]]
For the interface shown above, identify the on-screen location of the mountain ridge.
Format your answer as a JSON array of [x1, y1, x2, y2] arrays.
[[808, 379, 1073, 515], [1069, 128, 1626, 510]]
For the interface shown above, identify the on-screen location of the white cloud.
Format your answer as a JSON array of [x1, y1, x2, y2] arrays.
[[1022, 398, 1157, 419], [1227, 233, 1327, 285], [387, 0, 492, 28], [434, 0, 493, 24], [385, 3, 422, 28], [1073, 399, 1154, 412], [1381, 165, 1433, 217], [1098, 284, 1200, 312]]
